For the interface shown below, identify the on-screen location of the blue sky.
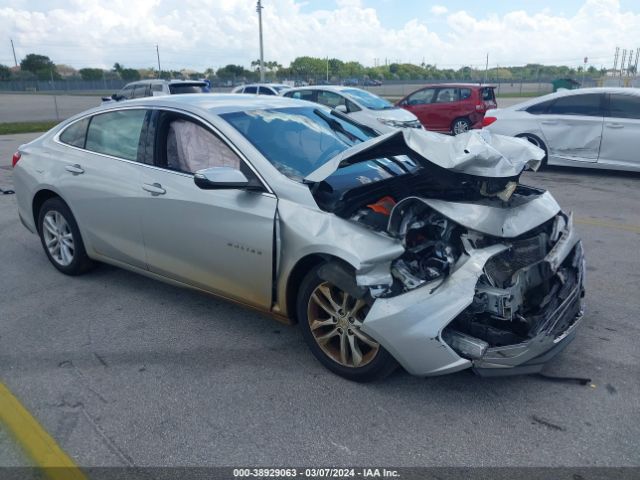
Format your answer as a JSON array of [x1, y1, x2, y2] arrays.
[[1, 0, 639, 70]]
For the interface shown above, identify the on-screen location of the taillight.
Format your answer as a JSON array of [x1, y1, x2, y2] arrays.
[[475, 103, 485, 112], [482, 116, 497, 127], [11, 151, 21, 168]]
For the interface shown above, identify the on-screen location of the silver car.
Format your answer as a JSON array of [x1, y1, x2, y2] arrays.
[[283, 86, 422, 133], [12, 94, 585, 382], [484, 87, 640, 172]]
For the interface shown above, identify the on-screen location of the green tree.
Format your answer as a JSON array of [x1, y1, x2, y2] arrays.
[[20, 53, 59, 80], [78, 68, 104, 81], [0, 64, 11, 80], [120, 68, 141, 81]]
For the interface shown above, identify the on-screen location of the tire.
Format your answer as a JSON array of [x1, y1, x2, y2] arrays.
[[37, 197, 94, 275], [516, 133, 548, 168], [451, 117, 471, 135], [297, 264, 398, 382]]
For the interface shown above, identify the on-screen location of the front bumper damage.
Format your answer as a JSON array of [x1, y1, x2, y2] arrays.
[[360, 214, 585, 377]]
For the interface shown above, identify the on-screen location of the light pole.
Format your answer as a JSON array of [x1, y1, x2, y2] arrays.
[[256, 0, 265, 82]]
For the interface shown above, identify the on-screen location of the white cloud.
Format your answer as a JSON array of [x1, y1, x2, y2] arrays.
[[431, 5, 448, 16], [0, 0, 638, 70]]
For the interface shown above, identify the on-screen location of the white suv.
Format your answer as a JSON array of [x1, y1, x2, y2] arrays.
[[102, 80, 209, 103]]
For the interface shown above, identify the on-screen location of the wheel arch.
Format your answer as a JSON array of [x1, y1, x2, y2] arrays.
[[32, 189, 63, 232], [284, 253, 356, 324]]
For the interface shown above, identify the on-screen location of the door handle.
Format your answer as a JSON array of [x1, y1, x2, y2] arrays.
[[541, 120, 557, 125], [606, 123, 624, 129], [142, 182, 166, 196], [65, 164, 84, 175]]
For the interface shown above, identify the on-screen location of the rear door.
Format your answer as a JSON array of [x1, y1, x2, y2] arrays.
[[428, 87, 460, 131], [400, 88, 436, 129], [138, 110, 277, 308], [536, 93, 605, 163], [55, 108, 149, 268], [598, 92, 640, 169]]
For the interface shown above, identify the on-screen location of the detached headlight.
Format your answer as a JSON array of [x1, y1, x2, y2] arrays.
[[390, 211, 461, 293]]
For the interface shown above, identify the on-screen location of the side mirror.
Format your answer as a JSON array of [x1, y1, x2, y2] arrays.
[[101, 96, 112, 102], [194, 167, 259, 190], [334, 104, 348, 113]]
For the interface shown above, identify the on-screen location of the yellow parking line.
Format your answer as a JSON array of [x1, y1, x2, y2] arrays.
[[575, 217, 640, 234], [0, 382, 86, 480]]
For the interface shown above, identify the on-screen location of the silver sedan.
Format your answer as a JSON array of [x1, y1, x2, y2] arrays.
[[484, 87, 640, 172], [12, 94, 585, 381]]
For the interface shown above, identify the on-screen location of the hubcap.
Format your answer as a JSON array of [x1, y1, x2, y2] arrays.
[[42, 211, 74, 266], [307, 282, 379, 368]]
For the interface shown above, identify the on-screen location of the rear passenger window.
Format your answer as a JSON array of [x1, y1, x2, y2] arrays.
[[460, 88, 472, 100], [526, 99, 555, 114], [85, 110, 147, 161], [546, 94, 603, 116], [59, 117, 90, 148], [435, 88, 458, 103], [133, 85, 148, 98], [609, 94, 640, 119], [259, 86, 276, 95]]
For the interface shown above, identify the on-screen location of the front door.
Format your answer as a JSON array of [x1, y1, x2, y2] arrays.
[[139, 111, 277, 308], [401, 88, 436, 129]]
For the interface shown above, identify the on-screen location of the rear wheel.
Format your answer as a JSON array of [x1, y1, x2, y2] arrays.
[[516, 133, 548, 167], [297, 265, 397, 382], [451, 117, 471, 135], [37, 197, 94, 275]]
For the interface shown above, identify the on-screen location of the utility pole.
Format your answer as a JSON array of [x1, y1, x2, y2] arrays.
[[484, 53, 489, 84], [256, 0, 265, 82], [10, 39, 18, 67], [326, 57, 329, 83], [156, 44, 161, 78]]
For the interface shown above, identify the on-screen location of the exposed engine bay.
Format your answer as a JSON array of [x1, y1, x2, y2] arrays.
[[305, 127, 584, 372]]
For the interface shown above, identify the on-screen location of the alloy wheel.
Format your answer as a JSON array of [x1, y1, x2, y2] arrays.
[[307, 282, 379, 368], [453, 119, 470, 135], [42, 211, 75, 266]]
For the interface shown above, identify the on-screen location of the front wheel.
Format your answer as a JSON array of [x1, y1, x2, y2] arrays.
[[297, 265, 397, 382], [516, 133, 548, 167], [451, 117, 471, 135], [38, 197, 94, 275]]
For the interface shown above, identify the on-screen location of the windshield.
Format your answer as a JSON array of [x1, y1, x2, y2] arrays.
[[272, 85, 290, 93], [342, 88, 394, 110], [220, 106, 376, 180]]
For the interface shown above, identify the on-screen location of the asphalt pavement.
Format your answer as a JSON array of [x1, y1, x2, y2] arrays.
[[0, 133, 639, 468]]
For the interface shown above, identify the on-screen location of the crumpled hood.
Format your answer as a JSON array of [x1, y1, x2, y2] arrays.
[[304, 128, 545, 183]]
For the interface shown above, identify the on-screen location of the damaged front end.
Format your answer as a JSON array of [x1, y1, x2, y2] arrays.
[[306, 129, 585, 376]]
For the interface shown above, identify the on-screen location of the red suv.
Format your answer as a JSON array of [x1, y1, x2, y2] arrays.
[[396, 84, 497, 134]]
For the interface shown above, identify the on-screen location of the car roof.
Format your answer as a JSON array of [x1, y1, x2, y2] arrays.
[[411, 83, 497, 89], [286, 85, 367, 93], [237, 83, 290, 88], [508, 87, 640, 110], [124, 79, 206, 87], [94, 93, 309, 114]]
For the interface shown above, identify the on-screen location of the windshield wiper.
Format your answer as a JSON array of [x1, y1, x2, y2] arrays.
[[313, 109, 363, 143]]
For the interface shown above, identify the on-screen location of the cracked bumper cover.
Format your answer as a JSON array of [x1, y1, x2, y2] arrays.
[[360, 215, 584, 377]]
